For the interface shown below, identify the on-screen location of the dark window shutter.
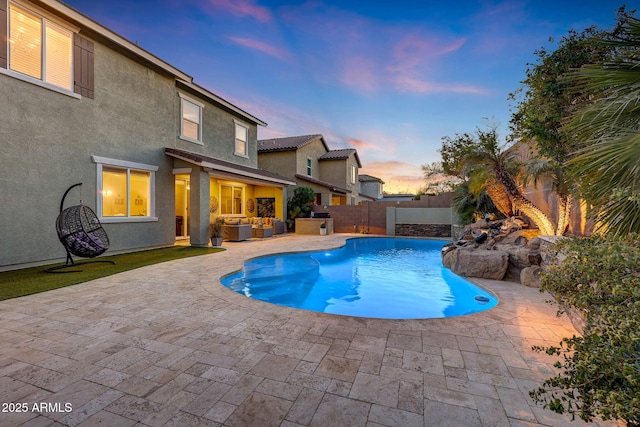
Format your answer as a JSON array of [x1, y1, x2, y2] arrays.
[[0, 0, 7, 69], [74, 34, 94, 99]]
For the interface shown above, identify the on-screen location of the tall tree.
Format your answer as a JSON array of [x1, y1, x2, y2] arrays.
[[440, 126, 558, 235], [566, 14, 640, 235], [508, 20, 618, 235]]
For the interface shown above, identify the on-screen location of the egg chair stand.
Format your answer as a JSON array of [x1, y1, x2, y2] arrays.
[[46, 183, 115, 273]]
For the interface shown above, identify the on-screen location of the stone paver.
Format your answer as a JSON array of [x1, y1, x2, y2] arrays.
[[0, 234, 624, 426]]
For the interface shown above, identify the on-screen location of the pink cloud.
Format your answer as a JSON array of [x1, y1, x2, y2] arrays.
[[346, 138, 382, 151], [340, 56, 379, 92], [360, 161, 425, 193], [207, 0, 272, 23], [228, 36, 291, 60], [393, 75, 487, 95], [389, 34, 465, 73]]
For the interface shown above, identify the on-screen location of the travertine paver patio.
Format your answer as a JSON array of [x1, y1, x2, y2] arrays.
[[0, 234, 624, 426]]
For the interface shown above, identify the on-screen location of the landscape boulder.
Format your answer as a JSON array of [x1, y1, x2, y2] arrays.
[[520, 265, 542, 288], [443, 247, 509, 280]]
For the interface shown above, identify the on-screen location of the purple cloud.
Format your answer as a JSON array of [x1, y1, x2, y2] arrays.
[[207, 0, 272, 23], [228, 36, 291, 60]]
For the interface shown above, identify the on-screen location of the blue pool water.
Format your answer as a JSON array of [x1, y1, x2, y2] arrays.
[[221, 237, 498, 319]]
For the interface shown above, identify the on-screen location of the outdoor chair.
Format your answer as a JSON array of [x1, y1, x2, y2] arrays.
[[47, 183, 115, 272]]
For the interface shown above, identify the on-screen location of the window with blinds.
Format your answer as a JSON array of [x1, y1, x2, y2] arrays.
[[179, 94, 203, 143], [234, 122, 248, 156], [9, 3, 72, 91]]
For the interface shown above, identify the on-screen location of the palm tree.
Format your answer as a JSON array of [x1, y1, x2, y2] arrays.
[[566, 16, 640, 236], [522, 156, 573, 235], [462, 127, 557, 236], [452, 181, 504, 225]]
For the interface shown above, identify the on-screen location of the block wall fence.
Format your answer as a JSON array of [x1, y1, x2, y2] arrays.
[[311, 193, 455, 238]]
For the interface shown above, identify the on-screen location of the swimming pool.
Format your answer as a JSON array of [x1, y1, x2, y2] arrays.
[[221, 237, 498, 319]]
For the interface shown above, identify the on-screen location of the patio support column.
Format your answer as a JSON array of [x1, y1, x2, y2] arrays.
[[281, 186, 288, 224], [189, 168, 211, 247]]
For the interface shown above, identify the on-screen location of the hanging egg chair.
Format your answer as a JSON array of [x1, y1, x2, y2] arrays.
[[47, 183, 115, 273]]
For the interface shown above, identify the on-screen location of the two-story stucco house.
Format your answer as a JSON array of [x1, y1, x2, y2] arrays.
[[1, 0, 293, 270], [257, 134, 361, 206]]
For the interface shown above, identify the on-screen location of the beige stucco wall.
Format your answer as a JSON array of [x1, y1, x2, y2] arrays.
[[258, 151, 298, 182], [296, 140, 327, 180], [319, 158, 359, 203]]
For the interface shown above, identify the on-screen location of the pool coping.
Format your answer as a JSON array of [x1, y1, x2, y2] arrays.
[[218, 235, 500, 320]]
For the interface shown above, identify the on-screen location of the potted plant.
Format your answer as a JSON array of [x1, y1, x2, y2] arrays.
[[210, 218, 224, 246], [320, 220, 327, 235]]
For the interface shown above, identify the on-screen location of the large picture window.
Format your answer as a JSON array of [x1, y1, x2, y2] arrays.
[[92, 156, 158, 222], [9, 3, 73, 91], [220, 184, 243, 215], [179, 94, 203, 143]]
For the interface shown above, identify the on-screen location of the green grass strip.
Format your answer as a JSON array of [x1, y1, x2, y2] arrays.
[[0, 246, 224, 301]]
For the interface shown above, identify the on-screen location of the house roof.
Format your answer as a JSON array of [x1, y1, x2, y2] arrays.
[[358, 174, 385, 184], [258, 135, 328, 153], [165, 148, 296, 186], [43, 0, 266, 127], [358, 193, 378, 202], [294, 174, 351, 194], [177, 80, 266, 127], [318, 149, 362, 167]]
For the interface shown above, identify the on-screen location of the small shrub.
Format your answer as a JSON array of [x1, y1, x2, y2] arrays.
[[286, 187, 315, 231], [531, 233, 640, 426]]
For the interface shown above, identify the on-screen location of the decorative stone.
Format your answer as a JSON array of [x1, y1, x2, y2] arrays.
[[520, 265, 542, 288], [445, 248, 509, 280], [513, 236, 528, 246], [527, 237, 542, 251], [469, 219, 489, 230], [528, 251, 542, 266]]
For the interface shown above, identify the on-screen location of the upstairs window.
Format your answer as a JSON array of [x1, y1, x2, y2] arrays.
[[179, 94, 203, 143], [8, 3, 73, 91], [350, 164, 356, 184], [306, 158, 312, 176], [234, 121, 248, 157]]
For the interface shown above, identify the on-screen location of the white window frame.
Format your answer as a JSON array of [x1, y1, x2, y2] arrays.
[[219, 183, 245, 216], [179, 93, 204, 144], [92, 156, 158, 223], [3, 1, 79, 98], [350, 164, 357, 184], [233, 119, 249, 158]]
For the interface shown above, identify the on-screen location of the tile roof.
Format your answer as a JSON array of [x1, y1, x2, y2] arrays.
[[257, 134, 325, 152], [165, 148, 295, 185], [319, 149, 362, 167], [294, 174, 350, 194], [358, 174, 385, 184]]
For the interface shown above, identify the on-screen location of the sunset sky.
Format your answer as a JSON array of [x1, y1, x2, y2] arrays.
[[62, 0, 622, 193]]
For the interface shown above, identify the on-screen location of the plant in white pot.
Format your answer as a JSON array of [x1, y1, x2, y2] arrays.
[[210, 218, 224, 246], [320, 220, 327, 235]]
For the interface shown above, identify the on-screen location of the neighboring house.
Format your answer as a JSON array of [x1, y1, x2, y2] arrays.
[[258, 135, 362, 206], [358, 174, 385, 202], [1, 0, 293, 270], [381, 194, 416, 202]]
